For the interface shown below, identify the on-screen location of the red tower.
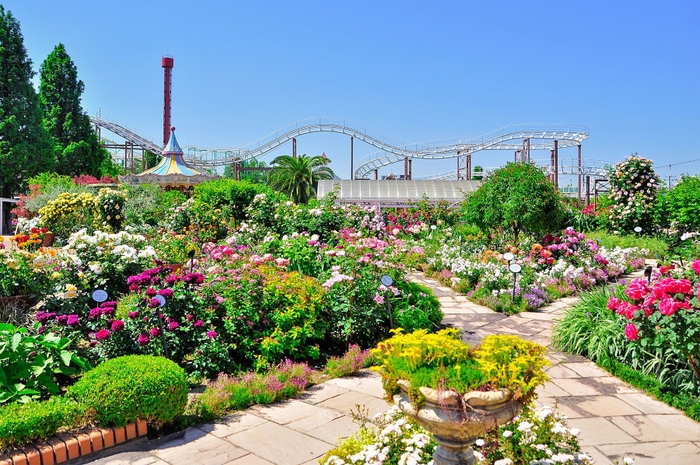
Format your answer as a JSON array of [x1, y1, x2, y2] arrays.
[[162, 56, 174, 146]]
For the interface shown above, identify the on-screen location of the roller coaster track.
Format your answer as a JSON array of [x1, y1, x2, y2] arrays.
[[89, 116, 589, 178], [418, 158, 611, 181]]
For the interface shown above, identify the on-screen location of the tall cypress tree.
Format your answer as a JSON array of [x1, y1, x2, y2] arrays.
[[0, 6, 55, 197], [39, 43, 107, 177]]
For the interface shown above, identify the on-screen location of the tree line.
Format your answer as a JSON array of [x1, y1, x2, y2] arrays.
[[0, 6, 112, 198]]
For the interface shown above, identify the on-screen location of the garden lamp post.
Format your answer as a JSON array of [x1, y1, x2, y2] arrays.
[[381, 275, 394, 328], [509, 263, 522, 301]]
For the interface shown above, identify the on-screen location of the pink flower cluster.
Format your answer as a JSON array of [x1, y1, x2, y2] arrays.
[[608, 265, 698, 340]]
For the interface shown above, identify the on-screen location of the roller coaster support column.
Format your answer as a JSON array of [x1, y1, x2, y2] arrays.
[[550, 149, 555, 183], [553, 140, 559, 188], [585, 175, 591, 207], [526, 138, 531, 162], [350, 137, 354, 180], [374, 169, 379, 180], [292, 138, 297, 158], [409, 159, 412, 180], [577, 145, 582, 202], [162, 57, 174, 146]]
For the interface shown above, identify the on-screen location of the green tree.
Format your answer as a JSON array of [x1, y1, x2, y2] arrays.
[[0, 6, 55, 198], [224, 158, 268, 183], [462, 162, 564, 244], [267, 154, 334, 204], [38, 43, 107, 177], [472, 165, 484, 180]]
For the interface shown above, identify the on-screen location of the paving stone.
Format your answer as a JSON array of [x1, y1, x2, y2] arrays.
[[612, 415, 700, 442], [299, 384, 351, 405], [316, 390, 392, 418], [153, 428, 249, 465], [303, 415, 361, 444], [322, 372, 386, 398], [596, 441, 700, 465], [226, 422, 333, 465], [565, 362, 611, 378], [565, 417, 636, 446], [551, 378, 603, 396], [536, 381, 570, 397], [198, 413, 269, 438], [614, 393, 683, 415], [545, 364, 579, 379], [252, 399, 337, 425], [576, 396, 642, 417], [514, 311, 559, 321], [581, 445, 615, 465], [223, 455, 273, 465], [284, 406, 344, 431], [80, 452, 163, 465], [584, 375, 637, 394]]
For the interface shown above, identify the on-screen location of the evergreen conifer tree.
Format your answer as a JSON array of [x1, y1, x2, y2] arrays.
[[0, 6, 55, 197], [39, 43, 107, 177]]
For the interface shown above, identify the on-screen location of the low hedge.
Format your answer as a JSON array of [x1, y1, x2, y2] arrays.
[[0, 355, 188, 448], [68, 355, 188, 427], [0, 397, 84, 449]]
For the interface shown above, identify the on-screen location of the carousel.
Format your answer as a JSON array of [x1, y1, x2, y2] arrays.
[[120, 127, 217, 193]]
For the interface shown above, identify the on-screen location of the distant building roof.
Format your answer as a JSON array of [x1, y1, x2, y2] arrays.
[[317, 179, 481, 207]]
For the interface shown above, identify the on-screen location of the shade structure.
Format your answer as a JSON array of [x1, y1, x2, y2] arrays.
[[317, 179, 482, 207], [120, 128, 217, 188]]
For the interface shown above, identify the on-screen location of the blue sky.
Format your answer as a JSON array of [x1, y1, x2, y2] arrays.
[[4, 0, 699, 182]]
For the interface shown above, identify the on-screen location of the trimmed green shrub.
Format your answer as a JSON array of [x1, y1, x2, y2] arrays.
[[0, 396, 84, 449], [194, 178, 271, 221], [584, 231, 667, 258], [67, 355, 188, 427]]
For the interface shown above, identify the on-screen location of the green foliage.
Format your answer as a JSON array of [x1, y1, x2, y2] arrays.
[[268, 154, 335, 204], [0, 323, 90, 403], [68, 355, 188, 427], [123, 184, 185, 228], [0, 6, 56, 197], [606, 155, 660, 233], [656, 176, 700, 233], [0, 396, 84, 449], [584, 231, 667, 258], [93, 188, 127, 232], [39, 43, 106, 177], [194, 178, 271, 221], [28, 172, 75, 193], [323, 344, 371, 379], [371, 329, 549, 405], [462, 162, 563, 244], [223, 158, 268, 183], [392, 281, 443, 332], [191, 360, 312, 421], [473, 334, 550, 401], [552, 286, 630, 367]]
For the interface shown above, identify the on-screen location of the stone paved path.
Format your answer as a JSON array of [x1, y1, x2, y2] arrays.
[[80, 271, 700, 465]]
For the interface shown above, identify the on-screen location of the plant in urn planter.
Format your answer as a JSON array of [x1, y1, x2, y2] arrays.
[[371, 329, 549, 465]]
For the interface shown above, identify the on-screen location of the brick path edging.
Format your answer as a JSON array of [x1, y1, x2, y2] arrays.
[[0, 420, 147, 465]]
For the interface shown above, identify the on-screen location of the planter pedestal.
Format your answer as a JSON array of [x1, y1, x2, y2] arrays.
[[394, 384, 523, 465]]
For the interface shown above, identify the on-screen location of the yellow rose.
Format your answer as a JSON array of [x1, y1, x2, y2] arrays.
[[52, 271, 60, 279]]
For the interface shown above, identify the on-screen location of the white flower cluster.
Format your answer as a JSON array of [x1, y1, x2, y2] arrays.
[[62, 229, 157, 265]]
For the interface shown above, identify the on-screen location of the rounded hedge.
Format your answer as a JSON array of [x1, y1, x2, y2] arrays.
[[67, 355, 188, 427]]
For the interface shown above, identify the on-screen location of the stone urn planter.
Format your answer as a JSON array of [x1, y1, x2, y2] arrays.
[[394, 380, 523, 465]]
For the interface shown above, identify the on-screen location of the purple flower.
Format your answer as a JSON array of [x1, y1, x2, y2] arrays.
[[150, 327, 160, 337], [56, 315, 69, 325], [128, 311, 139, 319], [193, 319, 204, 328], [137, 333, 150, 346], [36, 311, 57, 323], [102, 306, 115, 316], [67, 314, 80, 327], [148, 298, 161, 308], [94, 329, 111, 340], [100, 301, 117, 308], [129, 284, 140, 291], [111, 320, 125, 331], [145, 287, 157, 297], [186, 314, 194, 322], [168, 321, 179, 330], [158, 288, 174, 298], [206, 330, 216, 339], [88, 308, 103, 320]]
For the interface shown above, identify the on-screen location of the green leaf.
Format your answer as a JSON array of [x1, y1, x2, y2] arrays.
[[60, 350, 73, 366], [11, 332, 21, 351]]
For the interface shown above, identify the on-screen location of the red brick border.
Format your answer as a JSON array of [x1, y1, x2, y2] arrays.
[[1, 421, 147, 465]]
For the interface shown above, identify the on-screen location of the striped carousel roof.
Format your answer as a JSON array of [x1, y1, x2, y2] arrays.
[[138, 128, 210, 177]]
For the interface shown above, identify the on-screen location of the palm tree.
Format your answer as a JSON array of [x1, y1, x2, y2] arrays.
[[268, 154, 335, 204]]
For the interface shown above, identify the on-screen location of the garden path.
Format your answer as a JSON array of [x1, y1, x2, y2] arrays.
[[78, 269, 700, 465]]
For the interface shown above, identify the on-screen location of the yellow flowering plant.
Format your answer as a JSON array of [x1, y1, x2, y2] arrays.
[[38, 192, 96, 239], [371, 329, 549, 407], [93, 188, 127, 232]]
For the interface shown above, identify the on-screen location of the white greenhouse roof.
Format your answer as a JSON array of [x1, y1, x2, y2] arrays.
[[317, 180, 482, 204]]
